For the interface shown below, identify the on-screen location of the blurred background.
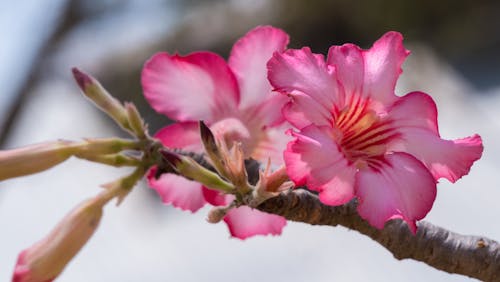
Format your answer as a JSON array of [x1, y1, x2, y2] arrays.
[[1, 0, 499, 281]]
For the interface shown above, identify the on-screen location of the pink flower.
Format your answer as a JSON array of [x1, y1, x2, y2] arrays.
[[267, 31, 483, 233], [141, 26, 290, 239]]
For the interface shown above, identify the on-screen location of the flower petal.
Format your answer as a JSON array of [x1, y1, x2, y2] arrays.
[[223, 206, 287, 239], [229, 26, 289, 110], [251, 122, 292, 166], [392, 129, 482, 183], [389, 91, 438, 134], [281, 92, 333, 129], [327, 43, 364, 98], [147, 168, 206, 212], [389, 92, 483, 182], [242, 93, 290, 128], [362, 31, 409, 107], [355, 153, 437, 233], [202, 186, 229, 206], [268, 47, 341, 128], [142, 51, 239, 121], [284, 125, 356, 205], [154, 122, 203, 153]]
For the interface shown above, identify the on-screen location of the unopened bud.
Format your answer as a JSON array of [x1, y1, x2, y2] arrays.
[[224, 143, 249, 189], [259, 166, 290, 193], [199, 121, 251, 193], [72, 68, 131, 132], [76, 153, 140, 167], [75, 138, 140, 158], [125, 102, 147, 139], [161, 150, 234, 193], [199, 121, 225, 175], [12, 195, 106, 282], [251, 166, 292, 207], [0, 140, 77, 181], [206, 206, 229, 224]]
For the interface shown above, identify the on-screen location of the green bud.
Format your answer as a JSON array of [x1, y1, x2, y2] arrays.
[[72, 68, 131, 133], [161, 150, 234, 193]]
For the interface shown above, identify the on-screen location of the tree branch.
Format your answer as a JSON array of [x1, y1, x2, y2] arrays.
[[167, 151, 500, 280], [257, 189, 500, 281]]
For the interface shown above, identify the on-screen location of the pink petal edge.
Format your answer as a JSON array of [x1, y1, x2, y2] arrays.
[[224, 206, 287, 239], [355, 153, 437, 234], [147, 168, 207, 212], [362, 31, 410, 107], [141, 51, 239, 122], [389, 92, 483, 182], [229, 26, 289, 110], [267, 47, 341, 128], [154, 122, 203, 153]]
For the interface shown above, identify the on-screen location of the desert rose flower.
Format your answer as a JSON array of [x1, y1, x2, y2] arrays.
[[267, 31, 483, 232], [141, 26, 290, 239]]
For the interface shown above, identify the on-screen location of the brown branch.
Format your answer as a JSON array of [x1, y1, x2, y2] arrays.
[[165, 150, 500, 280], [257, 189, 500, 281]]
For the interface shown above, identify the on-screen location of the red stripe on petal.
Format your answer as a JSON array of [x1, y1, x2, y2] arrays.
[[355, 153, 437, 233]]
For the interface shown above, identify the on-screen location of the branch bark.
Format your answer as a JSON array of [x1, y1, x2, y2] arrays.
[[257, 189, 500, 281], [170, 151, 500, 280]]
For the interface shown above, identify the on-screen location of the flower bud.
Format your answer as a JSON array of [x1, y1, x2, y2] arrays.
[[75, 138, 140, 158], [258, 165, 290, 193], [72, 67, 131, 132], [199, 121, 251, 193], [223, 142, 249, 190], [206, 206, 229, 224], [12, 196, 106, 282], [0, 140, 77, 181], [125, 102, 147, 139], [161, 150, 234, 193], [199, 120, 225, 175], [250, 165, 292, 207]]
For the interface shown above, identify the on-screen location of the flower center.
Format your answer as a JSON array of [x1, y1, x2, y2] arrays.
[[333, 96, 400, 169]]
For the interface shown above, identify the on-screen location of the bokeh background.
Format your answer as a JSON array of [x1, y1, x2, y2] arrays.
[[1, 0, 500, 281]]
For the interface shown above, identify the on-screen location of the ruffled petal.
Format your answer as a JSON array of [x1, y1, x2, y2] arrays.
[[268, 47, 341, 128], [355, 153, 437, 233], [229, 26, 289, 110], [392, 129, 482, 183], [389, 92, 483, 182], [284, 125, 356, 205], [142, 51, 239, 122], [389, 91, 438, 134], [327, 43, 364, 98], [154, 121, 203, 153], [282, 92, 333, 129], [362, 31, 409, 107], [223, 206, 287, 239], [147, 168, 206, 212]]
